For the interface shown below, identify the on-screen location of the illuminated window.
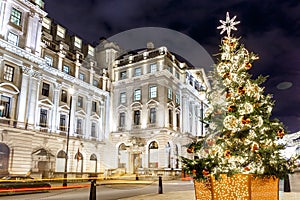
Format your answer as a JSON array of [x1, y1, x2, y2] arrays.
[[74, 36, 82, 49], [57, 25, 65, 38], [134, 89, 141, 101], [3, 65, 14, 82], [42, 82, 50, 97], [167, 88, 172, 100], [63, 65, 70, 74], [134, 67, 142, 76], [0, 96, 11, 118], [88, 45, 95, 56], [7, 32, 18, 46], [44, 55, 53, 66], [120, 71, 127, 80], [42, 17, 51, 29], [10, 8, 22, 26], [150, 63, 157, 73], [120, 92, 126, 104], [59, 114, 66, 131], [39, 109, 47, 127], [61, 90, 67, 103], [149, 85, 157, 98]]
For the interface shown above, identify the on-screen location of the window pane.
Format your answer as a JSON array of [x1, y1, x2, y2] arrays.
[[61, 90, 67, 103], [150, 108, 156, 124], [0, 96, 11, 118], [74, 37, 82, 49], [120, 71, 127, 80], [79, 73, 85, 81], [76, 119, 82, 134], [93, 79, 98, 87], [134, 68, 142, 76], [149, 86, 157, 98], [45, 55, 53, 66], [77, 96, 83, 107], [42, 83, 50, 97], [134, 110, 140, 125], [63, 65, 70, 74], [150, 63, 157, 73], [134, 89, 141, 101], [119, 113, 125, 127], [168, 88, 172, 99], [10, 8, 22, 26], [91, 123, 96, 137], [40, 109, 47, 127], [3, 65, 14, 82], [59, 114, 66, 131], [120, 92, 126, 104], [7, 32, 18, 46], [92, 101, 97, 112]]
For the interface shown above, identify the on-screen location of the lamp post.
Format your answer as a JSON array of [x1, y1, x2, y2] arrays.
[[63, 88, 74, 187]]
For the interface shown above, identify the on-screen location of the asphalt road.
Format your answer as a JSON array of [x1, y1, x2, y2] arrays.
[[0, 181, 194, 200]]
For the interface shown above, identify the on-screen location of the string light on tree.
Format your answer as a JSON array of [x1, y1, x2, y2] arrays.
[[217, 12, 240, 37]]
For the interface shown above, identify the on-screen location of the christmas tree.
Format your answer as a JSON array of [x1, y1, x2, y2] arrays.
[[182, 12, 298, 181]]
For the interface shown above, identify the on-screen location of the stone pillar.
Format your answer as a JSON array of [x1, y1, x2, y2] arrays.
[[57, 51, 65, 71], [27, 73, 41, 129], [85, 97, 92, 138], [0, 0, 7, 38], [181, 95, 189, 133], [34, 16, 43, 56], [25, 12, 39, 53], [89, 67, 94, 85], [51, 83, 61, 132], [17, 70, 29, 127]]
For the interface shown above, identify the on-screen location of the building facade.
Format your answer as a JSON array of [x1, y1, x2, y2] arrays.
[[0, 0, 210, 178]]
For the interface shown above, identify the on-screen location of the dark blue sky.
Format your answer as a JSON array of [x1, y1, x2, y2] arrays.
[[44, 0, 300, 133]]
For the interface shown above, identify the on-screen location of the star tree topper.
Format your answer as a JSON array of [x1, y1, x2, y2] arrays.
[[217, 12, 240, 37]]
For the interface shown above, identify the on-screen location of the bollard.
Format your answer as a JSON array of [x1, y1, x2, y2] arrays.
[[158, 176, 163, 194], [284, 174, 291, 192], [89, 179, 96, 200]]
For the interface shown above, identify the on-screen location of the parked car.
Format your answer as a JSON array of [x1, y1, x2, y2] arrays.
[[0, 175, 51, 194]]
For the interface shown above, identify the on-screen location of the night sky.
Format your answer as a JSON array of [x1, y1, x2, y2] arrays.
[[44, 0, 300, 133]]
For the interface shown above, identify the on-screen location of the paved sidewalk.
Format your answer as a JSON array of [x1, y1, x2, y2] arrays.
[[119, 190, 300, 200]]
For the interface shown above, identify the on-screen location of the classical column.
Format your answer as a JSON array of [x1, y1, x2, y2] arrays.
[[17, 69, 29, 127], [51, 83, 61, 132], [27, 71, 41, 129], [85, 97, 92, 138], [0, 0, 7, 38]]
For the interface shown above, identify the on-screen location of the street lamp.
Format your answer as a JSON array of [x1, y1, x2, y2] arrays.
[[63, 87, 74, 187]]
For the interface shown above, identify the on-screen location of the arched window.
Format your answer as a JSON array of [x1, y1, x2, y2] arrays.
[[55, 150, 66, 172], [118, 143, 127, 168], [148, 141, 158, 168], [75, 150, 83, 173], [0, 143, 9, 176], [90, 154, 97, 173]]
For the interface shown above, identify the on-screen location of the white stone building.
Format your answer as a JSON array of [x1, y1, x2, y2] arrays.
[[0, 0, 210, 179]]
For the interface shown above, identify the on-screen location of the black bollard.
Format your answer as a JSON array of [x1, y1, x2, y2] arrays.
[[89, 179, 96, 200], [158, 176, 163, 194], [284, 174, 291, 192]]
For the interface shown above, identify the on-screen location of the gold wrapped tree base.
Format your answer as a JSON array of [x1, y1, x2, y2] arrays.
[[194, 174, 279, 200]]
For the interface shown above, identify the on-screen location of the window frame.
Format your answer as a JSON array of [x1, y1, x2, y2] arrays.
[[149, 85, 157, 98], [7, 32, 18, 46], [167, 88, 172, 100], [10, 8, 22, 26], [39, 108, 48, 127], [120, 92, 126, 104], [120, 71, 127, 80], [149, 107, 156, 124], [92, 101, 97, 113], [149, 63, 157, 73], [3, 65, 14, 82], [119, 112, 125, 127], [133, 89, 141, 101], [63, 65, 70, 74], [44, 55, 53, 67], [41, 82, 50, 97], [0, 95, 11, 118], [61, 90, 68, 103], [133, 110, 141, 125], [77, 96, 83, 108], [134, 67, 142, 77]]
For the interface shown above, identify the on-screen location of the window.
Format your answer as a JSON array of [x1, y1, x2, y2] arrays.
[[7, 32, 18, 46], [119, 112, 125, 127], [74, 36, 82, 49], [0, 96, 11, 118], [167, 88, 172, 100], [61, 90, 67, 103], [120, 92, 126, 104], [88, 45, 95, 56], [150, 63, 157, 73], [169, 109, 173, 127], [42, 17, 51, 29], [91, 123, 96, 137], [10, 8, 22, 26], [92, 101, 97, 112], [149, 108, 156, 124], [148, 141, 159, 168], [149, 85, 157, 98], [134, 89, 141, 101], [39, 109, 47, 127], [93, 79, 98, 87], [167, 66, 173, 74], [3, 65, 14, 82], [57, 25, 65, 38], [133, 110, 140, 125], [175, 93, 180, 104], [77, 96, 83, 108], [63, 65, 70, 74], [59, 114, 66, 131], [134, 67, 142, 77], [42, 83, 50, 97], [120, 71, 127, 80], [76, 119, 82, 134], [44, 55, 53, 67], [176, 113, 180, 128], [175, 71, 180, 79], [79, 73, 85, 81]]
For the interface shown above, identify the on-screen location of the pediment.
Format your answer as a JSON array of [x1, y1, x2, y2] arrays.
[[76, 109, 86, 116], [117, 104, 127, 111], [130, 102, 142, 109], [40, 98, 53, 106], [146, 99, 159, 107], [59, 104, 70, 110], [0, 82, 20, 95], [167, 101, 175, 109], [91, 113, 100, 119]]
